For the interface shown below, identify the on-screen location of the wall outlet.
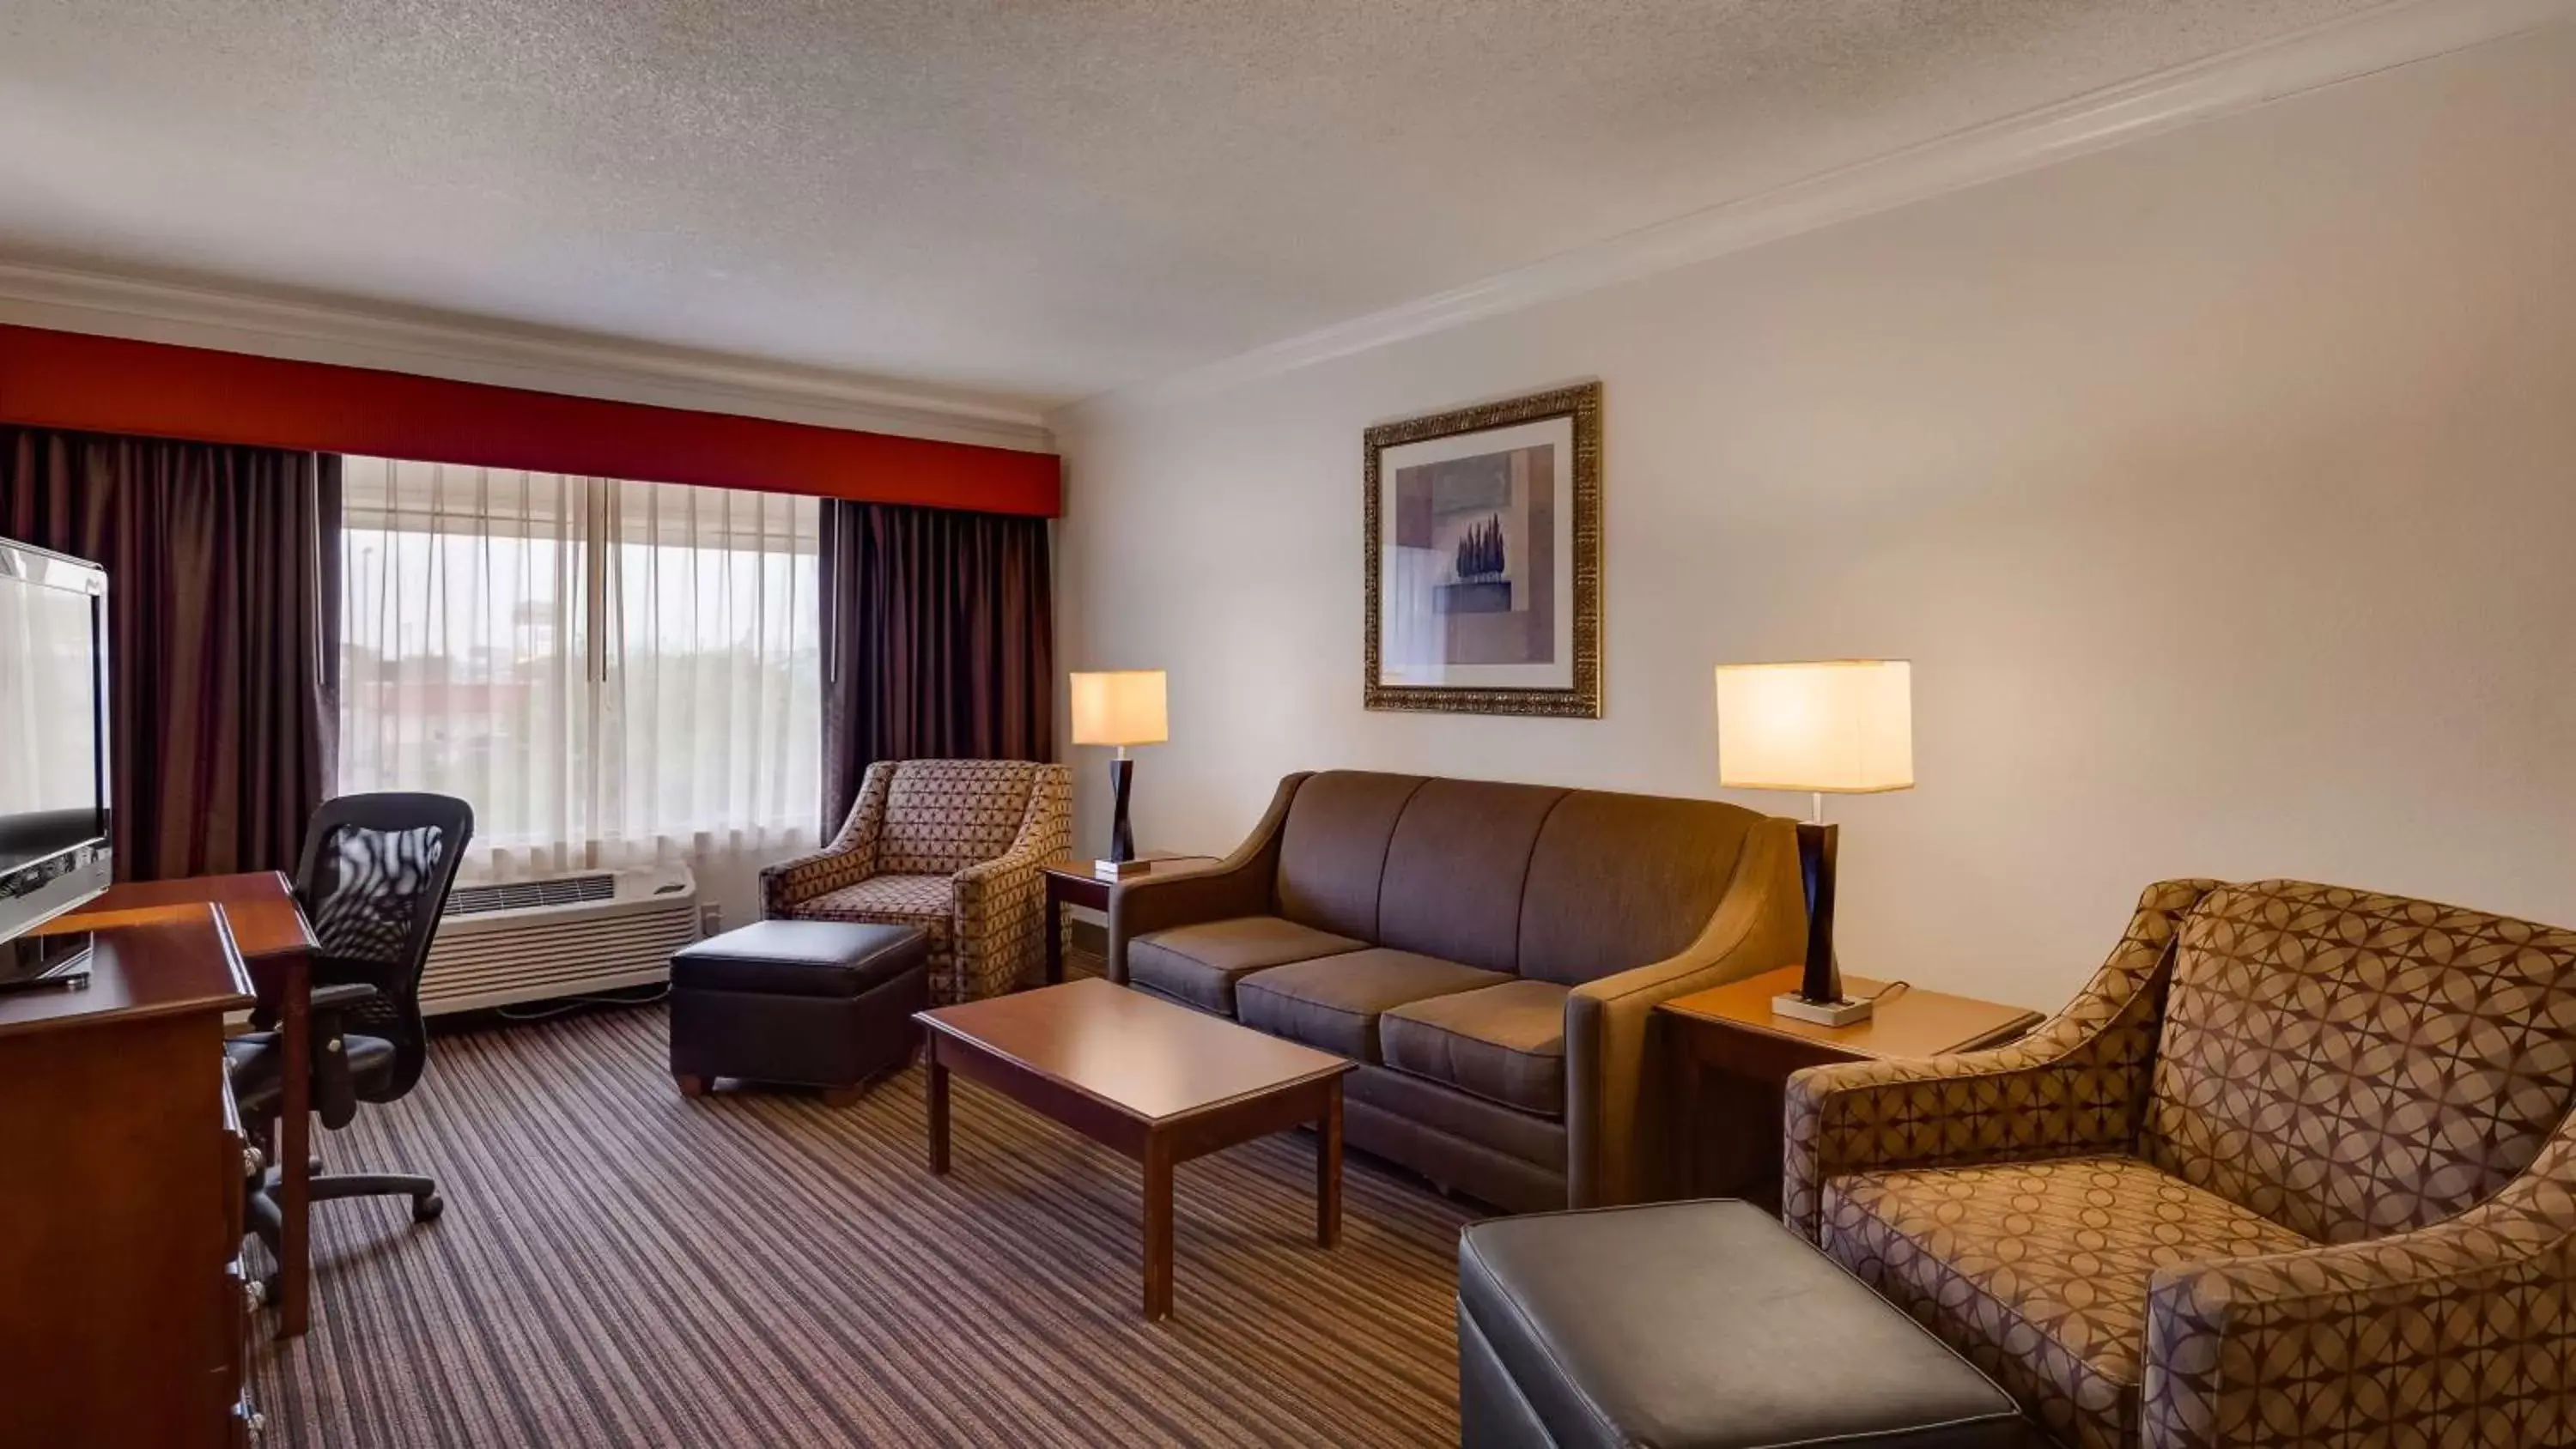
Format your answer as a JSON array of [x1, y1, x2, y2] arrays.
[[699, 902, 723, 937]]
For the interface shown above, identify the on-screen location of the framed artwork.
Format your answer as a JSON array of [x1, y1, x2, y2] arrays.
[[1364, 381, 1601, 717]]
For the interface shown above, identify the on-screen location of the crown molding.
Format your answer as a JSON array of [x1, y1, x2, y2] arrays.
[[0, 260, 1056, 453], [1078, 0, 2576, 415]]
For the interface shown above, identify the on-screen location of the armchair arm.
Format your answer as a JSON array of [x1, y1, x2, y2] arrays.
[[1103, 773, 1306, 985], [950, 766, 1072, 996], [1563, 818, 1806, 1208], [2141, 1131, 2576, 1448], [761, 763, 894, 917], [1781, 877, 2221, 1240]]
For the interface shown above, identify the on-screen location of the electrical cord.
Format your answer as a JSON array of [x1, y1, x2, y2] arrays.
[[1862, 979, 1911, 1004], [495, 981, 672, 1022]]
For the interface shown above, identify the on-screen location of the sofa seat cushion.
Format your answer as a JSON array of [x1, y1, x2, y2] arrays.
[[1128, 916, 1365, 1015], [1379, 979, 1567, 1116], [1236, 949, 1510, 1063], [1820, 1155, 2312, 1449]]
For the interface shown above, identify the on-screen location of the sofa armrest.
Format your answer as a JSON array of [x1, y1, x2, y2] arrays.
[[2141, 1128, 2576, 1448], [1103, 773, 1306, 985], [948, 766, 1072, 995], [1563, 818, 1807, 1208], [1779, 878, 2220, 1240]]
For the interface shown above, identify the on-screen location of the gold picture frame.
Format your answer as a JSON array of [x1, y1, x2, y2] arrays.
[[1364, 382, 1601, 717]]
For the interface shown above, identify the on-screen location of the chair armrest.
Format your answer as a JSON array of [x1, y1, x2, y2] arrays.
[[948, 767, 1072, 996], [766, 762, 896, 917], [953, 765, 1072, 898], [1563, 818, 1807, 1208], [309, 981, 380, 1015], [2141, 1131, 2576, 1448], [1103, 773, 1305, 985], [307, 981, 386, 1131], [1780, 878, 2220, 1240], [760, 844, 873, 918]]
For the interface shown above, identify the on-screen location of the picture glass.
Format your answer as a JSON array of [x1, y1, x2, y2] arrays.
[[1375, 415, 1576, 691]]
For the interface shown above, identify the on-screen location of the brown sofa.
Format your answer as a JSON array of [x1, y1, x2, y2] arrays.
[[1106, 770, 1805, 1210]]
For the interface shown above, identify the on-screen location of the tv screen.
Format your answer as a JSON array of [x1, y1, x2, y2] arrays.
[[0, 537, 112, 961]]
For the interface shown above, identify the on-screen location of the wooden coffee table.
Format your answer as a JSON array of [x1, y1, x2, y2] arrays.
[[916, 978, 1352, 1320]]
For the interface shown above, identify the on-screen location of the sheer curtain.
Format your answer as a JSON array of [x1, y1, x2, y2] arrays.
[[337, 456, 819, 901]]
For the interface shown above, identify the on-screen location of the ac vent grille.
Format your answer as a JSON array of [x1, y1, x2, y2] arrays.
[[420, 865, 698, 1016], [446, 873, 617, 918]]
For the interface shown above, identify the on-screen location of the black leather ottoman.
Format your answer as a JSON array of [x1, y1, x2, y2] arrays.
[[1457, 1200, 2027, 1449], [669, 921, 929, 1104]]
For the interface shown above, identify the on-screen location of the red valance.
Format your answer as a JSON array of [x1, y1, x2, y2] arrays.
[[0, 323, 1060, 517]]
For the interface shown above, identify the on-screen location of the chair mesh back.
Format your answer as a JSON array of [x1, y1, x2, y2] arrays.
[[294, 795, 472, 1099]]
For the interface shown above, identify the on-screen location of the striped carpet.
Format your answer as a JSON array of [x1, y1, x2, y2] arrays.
[[250, 998, 1476, 1447]]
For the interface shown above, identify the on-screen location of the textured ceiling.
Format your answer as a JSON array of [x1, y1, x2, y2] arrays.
[[0, 0, 2387, 409]]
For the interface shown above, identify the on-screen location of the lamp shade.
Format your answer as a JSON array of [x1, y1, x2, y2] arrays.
[[1715, 660, 1913, 793], [1069, 670, 1169, 747]]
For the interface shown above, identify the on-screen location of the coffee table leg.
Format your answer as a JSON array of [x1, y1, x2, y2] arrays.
[[927, 1042, 951, 1175], [1143, 1132, 1175, 1321], [1316, 1081, 1343, 1249]]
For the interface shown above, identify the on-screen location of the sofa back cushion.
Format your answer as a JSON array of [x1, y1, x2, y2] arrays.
[[2142, 880, 2576, 1243], [1516, 791, 1761, 985], [876, 759, 1039, 876], [1275, 772, 1426, 941], [1374, 779, 1570, 974]]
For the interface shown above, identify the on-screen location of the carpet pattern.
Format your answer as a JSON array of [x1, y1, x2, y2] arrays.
[[251, 1003, 1474, 1447]]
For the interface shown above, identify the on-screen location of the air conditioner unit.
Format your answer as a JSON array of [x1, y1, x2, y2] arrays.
[[422, 865, 702, 1016]]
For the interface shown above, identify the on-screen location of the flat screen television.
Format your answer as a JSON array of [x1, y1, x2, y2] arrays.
[[0, 537, 112, 988]]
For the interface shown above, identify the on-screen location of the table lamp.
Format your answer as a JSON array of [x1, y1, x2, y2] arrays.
[[1069, 670, 1169, 878], [1715, 660, 1914, 1026]]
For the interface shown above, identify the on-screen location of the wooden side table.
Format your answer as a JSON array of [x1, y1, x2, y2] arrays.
[[1038, 855, 1212, 984], [1657, 965, 2043, 1211]]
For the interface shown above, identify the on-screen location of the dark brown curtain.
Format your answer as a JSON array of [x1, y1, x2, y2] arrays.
[[818, 500, 1053, 834], [2, 426, 340, 882]]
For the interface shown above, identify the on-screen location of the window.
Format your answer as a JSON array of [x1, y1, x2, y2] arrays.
[[337, 457, 821, 882]]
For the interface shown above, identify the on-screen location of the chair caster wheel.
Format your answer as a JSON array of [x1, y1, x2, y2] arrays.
[[413, 1193, 445, 1223]]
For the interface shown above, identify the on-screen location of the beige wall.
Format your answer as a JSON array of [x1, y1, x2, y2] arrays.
[[1050, 29, 2576, 1011]]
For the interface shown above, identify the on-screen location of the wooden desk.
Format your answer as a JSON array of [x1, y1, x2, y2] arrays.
[[1658, 966, 2043, 1211], [68, 873, 320, 1339], [1038, 855, 1213, 984], [0, 906, 261, 1448]]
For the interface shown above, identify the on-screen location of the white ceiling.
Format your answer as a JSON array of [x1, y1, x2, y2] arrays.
[[0, 0, 2392, 412]]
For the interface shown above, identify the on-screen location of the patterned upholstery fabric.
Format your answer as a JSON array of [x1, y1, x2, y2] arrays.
[[2142, 1129, 2576, 1447], [1783, 878, 2221, 1241], [761, 767, 892, 913], [2139, 882, 2576, 1245], [1825, 1156, 2310, 1449], [878, 760, 1041, 876], [1784, 878, 2576, 1449], [760, 760, 1071, 1004], [801, 874, 954, 919]]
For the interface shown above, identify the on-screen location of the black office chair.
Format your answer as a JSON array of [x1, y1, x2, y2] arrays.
[[228, 792, 473, 1295]]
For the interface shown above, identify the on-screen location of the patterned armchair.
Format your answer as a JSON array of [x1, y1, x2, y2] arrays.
[[761, 759, 1071, 1005], [1783, 879, 2576, 1449]]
